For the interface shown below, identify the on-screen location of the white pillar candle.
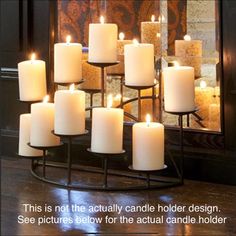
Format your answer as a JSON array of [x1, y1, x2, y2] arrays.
[[124, 40, 155, 86], [55, 84, 85, 135], [88, 16, 118, 63], [132, 114, 164, 170], [18, 53, 47, 101], [141, 15, 161, 56], [18, 114, 43, 156], [30, 96, 60, 147], [54, 35, 82, 83], [163, 65, 195, 112], [91, 95, 124, 153], [175, 35, 202, 78]]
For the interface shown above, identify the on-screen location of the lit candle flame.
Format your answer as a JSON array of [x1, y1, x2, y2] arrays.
[[43, 95, 49, 103], [151, 15, 155, 22], [173, 61, 180, 67], [156, 33, 161, 38], [146, 114, 151, 127], [200, 80, 207, 89], [66, 35, 71, 44], [158, 15, 165, 22], [31, 53, 36, 61], [107, 94, 113, 108], [115, 94, 122, 101], [133, 39, 139, 45], [184, 34, 191, 41], [69, 83, 75, 92], [100, 16, 105, 24], [119, 32, 125, 40]]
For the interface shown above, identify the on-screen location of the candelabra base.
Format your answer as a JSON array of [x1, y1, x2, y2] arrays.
[[28, 142, 64, 179], [30, 161, 182, 191]]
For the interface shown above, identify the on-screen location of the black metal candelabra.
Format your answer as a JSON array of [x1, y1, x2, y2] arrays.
[[165, 108, 198, 183], [52, 130, 89, 185], [87, 61, 119, 107]]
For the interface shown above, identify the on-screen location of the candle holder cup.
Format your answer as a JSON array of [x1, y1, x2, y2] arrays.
[[123, 82, 158, 121], [128, 165, 167, 189], [54, 78, 85, 87]]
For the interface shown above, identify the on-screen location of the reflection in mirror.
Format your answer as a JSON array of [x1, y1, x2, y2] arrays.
[[162, 0, 220, 131], [57, 0, 221, 132]]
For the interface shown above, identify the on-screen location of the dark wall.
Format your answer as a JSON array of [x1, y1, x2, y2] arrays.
[[222, 0, 236, 151], [0, 0, 54, 158]]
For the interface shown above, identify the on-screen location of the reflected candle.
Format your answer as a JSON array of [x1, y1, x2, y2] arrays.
[[124, 40, 155, 86], [163, 65, 195, 112]]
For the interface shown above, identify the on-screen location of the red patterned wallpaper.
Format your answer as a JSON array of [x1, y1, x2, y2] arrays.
[[57, 0, 159, 45], [57, 0, 186, 54], [168, 0, 187, 54]]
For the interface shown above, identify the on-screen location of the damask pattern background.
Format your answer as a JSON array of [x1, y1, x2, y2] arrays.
[[57, 0, 186, 55]]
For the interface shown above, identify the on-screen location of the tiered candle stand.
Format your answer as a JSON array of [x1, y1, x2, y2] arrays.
[[165, 108, 198, 183], [87, 61, 119, 107], [28, 142, 64, 179], [52, 130, 89, 185], [27, 137, 183, 190], [124, 83, 157, 121], [87, 148, 126, 189]]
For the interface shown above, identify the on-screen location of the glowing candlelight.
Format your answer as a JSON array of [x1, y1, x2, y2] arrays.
[[100, 16, 105, 24], [173, 61, 180, 67], [69, 83, 75, 93], [66, 35, 71, 44], [115, 94, 122, 100], [151, 15, 155, 23], [133, 39, 139, 45], [156, 33, 161, 38], [31, 53, 36, 62], [158, 15, 165, 22], [184, 35, 191, 41], [146, 114, 151, 127], [107, 94, 113, 108], [200, 80, 207, 89], [43, 95, 49, 103], [119, 32, 125, 40]]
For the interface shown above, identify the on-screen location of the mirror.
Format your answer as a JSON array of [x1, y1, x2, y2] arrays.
[[56, 0, 221, 132]]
